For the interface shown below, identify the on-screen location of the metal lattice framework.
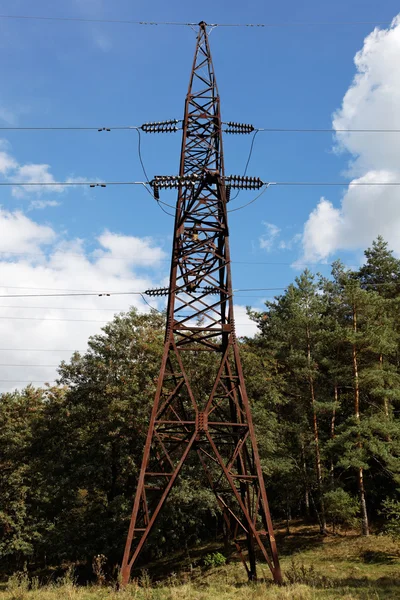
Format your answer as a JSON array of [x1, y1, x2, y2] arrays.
[[121, 21, 282, 585]]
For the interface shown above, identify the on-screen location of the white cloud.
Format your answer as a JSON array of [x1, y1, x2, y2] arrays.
[[0, 210, 167, 392], [0, 208, 265, 391], [233, 305, 259, 337], [259, 222, 280, 251], [0, 139, 88, 203], [0, 208, 55, 254], [0, 145, 18, 174], [300, 15, 400, 262], [96, 231, 166, 268], [12, 163, 65, 198]]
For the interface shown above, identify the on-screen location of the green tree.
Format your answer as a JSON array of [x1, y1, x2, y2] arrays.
[[251, 271, 329, 533]]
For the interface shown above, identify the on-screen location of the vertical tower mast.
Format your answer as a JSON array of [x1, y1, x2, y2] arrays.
[[121, 22, 282, 585]]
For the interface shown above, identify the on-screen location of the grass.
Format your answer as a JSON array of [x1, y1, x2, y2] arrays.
[[1, 525, 399, 599]]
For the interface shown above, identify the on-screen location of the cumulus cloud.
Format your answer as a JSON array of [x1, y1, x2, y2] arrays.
[[300, 15, 400, 262], [0, 210, 261, 392], [0, 208, 55, 254], [0, 139, 88, 204], [0, 210, 167, 392]]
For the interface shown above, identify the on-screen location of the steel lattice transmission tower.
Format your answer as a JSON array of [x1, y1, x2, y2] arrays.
[[121, 21, 282, 585]]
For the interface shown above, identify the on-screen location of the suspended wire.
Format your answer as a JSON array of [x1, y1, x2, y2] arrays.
[[256, 127, 400, 133], [228, 185, 269, 213], [212, 21, 393, 27], [2, 124, 400, 133], [1, 180, 400, 187], [0, 380, 57, 383], [0, 313, 256, 325], [135, 128, 150, 183], [133, 128, 176, 217], [230, 129, 259, 202], [0, 15, 196, 26], [0, 288, 285, 299], [0, 249, 173, 262], [0, 364, 60, 367], [0, 249, 364, 268], [0, 181, 146, 187], [0, 348, 79, 352], [139, 293, 165, 314], [0, 291, 144, 299], [270, 181, 400, 186], [0, 279, 396, 300], [0, 305, 134, 312], [0, 284, 141, 292], [0, 315, 108, 323], [0, 125, 140, 131], [0, 15, 392, 27]]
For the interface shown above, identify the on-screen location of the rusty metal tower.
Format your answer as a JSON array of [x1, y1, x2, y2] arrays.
[[121, 21, 282, 585]]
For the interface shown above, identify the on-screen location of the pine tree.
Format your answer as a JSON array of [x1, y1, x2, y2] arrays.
[[251, 270, 328, 532]]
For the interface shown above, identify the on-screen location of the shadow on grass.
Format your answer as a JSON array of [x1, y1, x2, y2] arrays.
[[321, 575, 400, 599], [275, 524, 327, 557], [361, 550, 397, 564]]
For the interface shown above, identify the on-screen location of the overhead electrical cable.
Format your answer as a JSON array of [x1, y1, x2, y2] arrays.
[[2, 125, 400, 133], [228, 185, 269, 213], [0, 15, 392, 27], [1, 180, 400, 188], [0, 364, 60, 367], [0, 348, 79, 352], [0, 380, 57, 383], [0, 249, 358, 267], [0, 280, 396, 300], [0, 305, 138, 312], [133, 128, 176, 217], [0, 316, 109, 323], [0, 125, 140, 131], [0, 291, 144, 299], [230, 129, 259, 202], [253, 127, 400, 133]]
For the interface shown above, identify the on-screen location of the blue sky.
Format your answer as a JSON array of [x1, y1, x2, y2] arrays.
[[1, 0, 400, 388]]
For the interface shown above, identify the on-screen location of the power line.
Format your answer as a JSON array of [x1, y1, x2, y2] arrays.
[[133, 128, 176, 217], [0, 364, 60, 367], [0, 305, 134, 312], [0, 249, 171, 262], [228, 186, 269, 213], [0, 314, 259, 324], [2, 124, 400, 133], [0, 15, 392, 27], [0, 15, 196, 26], [0, 284, 141, 293], [229, 129, 259, 203], [2, 180, 400, 188], [0, 291, 143, 299], [0, 348, 78, 352], [0, 249, 350, 267], [0, 125, 139, 130], [0, 380, 57, 383], [0, 281, 396, 300], [0, 315, 108, 323], [213, 21, 393, 27], [0, 181, 145, 186], [256, 127, 400, 133]]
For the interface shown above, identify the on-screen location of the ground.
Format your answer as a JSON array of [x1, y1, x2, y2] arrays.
[[1, 524, 400, 599]]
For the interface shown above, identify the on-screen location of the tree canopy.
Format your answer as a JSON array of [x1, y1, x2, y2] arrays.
[[1, 238, 400, 574]]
